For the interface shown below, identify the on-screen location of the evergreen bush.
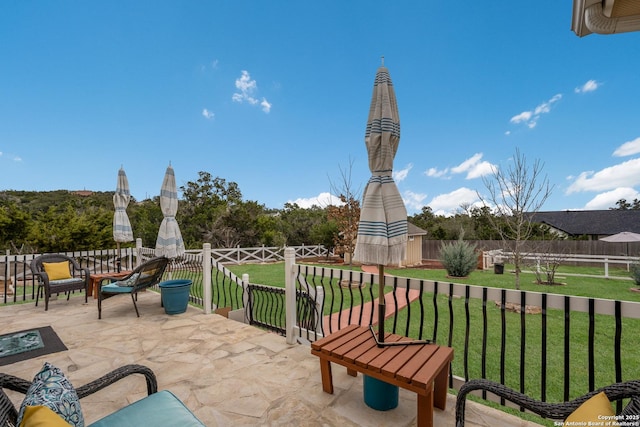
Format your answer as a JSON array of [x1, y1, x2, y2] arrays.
[[439, 239, 478, 277], [630, 262, 640, 286]]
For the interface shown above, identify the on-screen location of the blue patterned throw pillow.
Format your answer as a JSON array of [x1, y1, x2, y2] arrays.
[[16, 362, 84, 427], [116, 272, 140, 287]]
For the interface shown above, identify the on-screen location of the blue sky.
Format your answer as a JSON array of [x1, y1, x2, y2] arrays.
[[2, 1, 640, 216]]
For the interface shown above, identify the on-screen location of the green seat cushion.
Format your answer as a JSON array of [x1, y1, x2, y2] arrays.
[[88, 390, 205, 427], [100, 283, 134, 293]]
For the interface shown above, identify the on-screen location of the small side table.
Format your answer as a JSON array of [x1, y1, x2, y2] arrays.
[[89, 271, 131, 299]]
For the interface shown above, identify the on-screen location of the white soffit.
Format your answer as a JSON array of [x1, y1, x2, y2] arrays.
[[573, 0, 640, 36]]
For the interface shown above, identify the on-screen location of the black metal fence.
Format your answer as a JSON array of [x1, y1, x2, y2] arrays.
[[291, 262, 640, 416]]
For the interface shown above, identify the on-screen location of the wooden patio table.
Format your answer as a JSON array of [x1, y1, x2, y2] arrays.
[[88, 271, 132, 299], [311, 324, 454, 427]]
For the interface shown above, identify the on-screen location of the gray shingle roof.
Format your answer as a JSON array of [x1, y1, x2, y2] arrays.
[[407, 222, 427, 236], [526, 210, 640, 236]]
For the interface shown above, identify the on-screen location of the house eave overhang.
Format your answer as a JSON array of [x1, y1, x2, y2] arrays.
[[572, 0, 640, 36]]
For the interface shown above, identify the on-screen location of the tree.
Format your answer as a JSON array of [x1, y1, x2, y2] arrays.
[[0, 201, 31, 252], [327, 158, 362, 263], [128, 198, 163, 247], [611, 198, 640, 210], [310, 220, 339, 258], [478, 148, 554, 290], [179, 171, 245, 247], [468, 206, 502, 240], [279, 203, 326, 246], [409, 206, 449, 239], [327, 195, 359, 261]]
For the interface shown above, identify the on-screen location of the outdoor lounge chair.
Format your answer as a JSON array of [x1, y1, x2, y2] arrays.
[[455, 378, 640, 426], [0, 363, 205, 426], [31, 254, 89, 311], [97, 256, 169, 319]]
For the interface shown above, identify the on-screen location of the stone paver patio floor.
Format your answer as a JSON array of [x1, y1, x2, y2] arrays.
[[0, 291, 540, 426]]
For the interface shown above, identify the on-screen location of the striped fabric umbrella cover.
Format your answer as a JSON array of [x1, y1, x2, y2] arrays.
[[353, 65, 408, 266], [155, 165, 185, 259], [113, 167, 134, 243]]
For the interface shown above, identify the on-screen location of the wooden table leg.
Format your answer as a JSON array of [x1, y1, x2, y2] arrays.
[[417, 389, 433, 427], [319, 358, 334, 394], [433, 363, 450, 410]]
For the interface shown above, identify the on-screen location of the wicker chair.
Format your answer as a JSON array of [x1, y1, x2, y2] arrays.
[[31, 254, 89, 311], [0, 364, 157, 427], [97, 256, 169, 319], [455, 378, 640, 427]]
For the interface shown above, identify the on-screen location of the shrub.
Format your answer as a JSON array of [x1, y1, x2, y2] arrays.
[[630, 263, 640, 286], [439, 239, 478, 277]]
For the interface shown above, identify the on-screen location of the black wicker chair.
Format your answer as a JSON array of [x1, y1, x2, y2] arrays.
[[97, 256, 169, 319], [455, 378, 640, 427], [31, 254, 89, 311], [0, 364, 157, 427]]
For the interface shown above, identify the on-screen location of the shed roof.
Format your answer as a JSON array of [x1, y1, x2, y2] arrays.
[[407, 222, 427, 236]]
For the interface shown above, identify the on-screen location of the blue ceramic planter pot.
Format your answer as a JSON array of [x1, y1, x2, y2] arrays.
[[363, 375, 399, 411], [159, 280, 192, 315]]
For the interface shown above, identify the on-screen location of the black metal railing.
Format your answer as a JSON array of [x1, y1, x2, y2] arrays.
[[291, 263, 640, 416], [247, 283, 285, 335]]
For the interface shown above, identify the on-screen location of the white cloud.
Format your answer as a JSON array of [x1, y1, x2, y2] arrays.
[[425, 167, 449, 178], [428, 187, 480, 216], [510, 94, 562, 129], [510, 111, 532, 124], [402, 190, 427, 212], [232, 70, 271, 113], [584, 187, 640, 210], [289, 192, 341, 208], [451, 153, 482, 174], [393, 163, 412, 182], [261, 98, 272, 113], [0, 151, 3, 157], [202, 109, 215, 119], [613, 137, 640, 157], [566, 158, 640, 193], [450, 153, 495, 179], [13, 156, 22, 162], [575, 79, 599, 94]]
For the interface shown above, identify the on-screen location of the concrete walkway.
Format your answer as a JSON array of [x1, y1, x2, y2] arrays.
[[0, 292, 541, 426]]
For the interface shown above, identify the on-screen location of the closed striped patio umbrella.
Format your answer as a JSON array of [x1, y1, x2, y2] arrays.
[[354, 62, 423, 346], [113, 167, 134, 272], [155, 164, 185, 259]]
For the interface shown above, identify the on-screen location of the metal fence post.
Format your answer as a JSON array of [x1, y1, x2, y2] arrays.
[[242, 273, 250, 323], [203, 243, 212, 314], [285, 247, 296, 344]]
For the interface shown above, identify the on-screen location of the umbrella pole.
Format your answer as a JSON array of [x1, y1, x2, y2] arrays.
[[370, 264, 434, 348], [378, 264, 386, 344], [116, 243, 121, 273]]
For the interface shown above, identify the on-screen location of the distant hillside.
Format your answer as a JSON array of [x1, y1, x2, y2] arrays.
[[0, 190, 121, 213]]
